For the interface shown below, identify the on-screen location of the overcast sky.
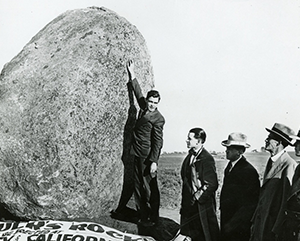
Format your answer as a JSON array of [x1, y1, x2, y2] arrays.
[[0, 0, 299, 153]]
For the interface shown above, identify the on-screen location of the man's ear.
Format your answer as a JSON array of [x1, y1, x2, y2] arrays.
[[276, 140, 282, 146]]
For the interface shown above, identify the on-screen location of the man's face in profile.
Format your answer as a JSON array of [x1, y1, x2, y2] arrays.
[[265, 134, 279, 153], [225, 146, 240, 161], [186, 132, 200, 150]]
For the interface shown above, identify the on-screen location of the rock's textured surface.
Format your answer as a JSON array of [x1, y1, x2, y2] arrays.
[[0, 7, 154, 221]]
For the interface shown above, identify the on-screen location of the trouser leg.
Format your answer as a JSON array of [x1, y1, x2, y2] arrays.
[[133, 156, 142, 217], [180, 203, 205, 240], [133, 156, 159, 222], [115, 155, 135, 213], [133, 156, 150, 220], [149, 177, 160, 222]]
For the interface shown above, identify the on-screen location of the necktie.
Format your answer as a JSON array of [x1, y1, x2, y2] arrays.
[[191, 162, 201, 200], [265, 158, 273, 175], [189, 148, 197, 156], [263, 158, 273, 182], [225, 162, 233, 176]]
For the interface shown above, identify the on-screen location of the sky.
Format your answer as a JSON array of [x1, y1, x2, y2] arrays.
[[0, 0, 300, 153]]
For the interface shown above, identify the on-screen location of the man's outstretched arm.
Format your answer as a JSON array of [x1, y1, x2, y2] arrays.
[[126, 60, 146, 109]]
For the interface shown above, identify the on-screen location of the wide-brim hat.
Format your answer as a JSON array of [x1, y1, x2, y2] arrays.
[[289, 129, 300, 141], [265, 123, 296, 146], [221, 132, 251, 148]]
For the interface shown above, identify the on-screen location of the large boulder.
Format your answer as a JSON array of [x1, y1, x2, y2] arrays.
[[0, 7, 154, 221]]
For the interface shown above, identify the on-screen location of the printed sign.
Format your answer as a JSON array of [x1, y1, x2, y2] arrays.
[[0, 220, 156, 241]]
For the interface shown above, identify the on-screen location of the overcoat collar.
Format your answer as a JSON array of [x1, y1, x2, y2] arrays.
[[189, 146, 203, 164], [229, 155, 246, 173], [263, 151, 290, 185], [223, 156, 246, 178], [184, 147, 207, 166], [288, 178, 300, 200], [193, 147, 207, 163], [288, 165, 300, 200]]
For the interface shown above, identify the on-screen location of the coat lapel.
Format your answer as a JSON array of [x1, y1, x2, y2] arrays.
[[194, 147, 207, 163], [263, 152, 289, 185], [232, 156, 245, 171], [288, 165, 300, 200], [288, 178, 300, 200], [135, 109, 156, 128], [181, 153, 193, 194], [223, 157, 240, 178]]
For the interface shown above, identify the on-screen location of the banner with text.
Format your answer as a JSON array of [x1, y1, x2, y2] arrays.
[[0, 220, 156, 241]]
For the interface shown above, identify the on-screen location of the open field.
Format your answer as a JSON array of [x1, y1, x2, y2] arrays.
[[157, 151, 300, 220]]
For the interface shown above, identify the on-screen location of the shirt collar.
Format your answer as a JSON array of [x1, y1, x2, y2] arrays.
[[230, 155, 242, 168], [194, 145, 203, 155], [190, 146, 203, 164], [270, 149, 285, 162]]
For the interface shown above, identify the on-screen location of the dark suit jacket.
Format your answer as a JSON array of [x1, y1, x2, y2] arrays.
[[180, 148, 219, 241], [287, 163, 300, 212], [250, 152, 297, 241], [129, 78, 165, 163], [283, 164, 300, 241], [220, 156, 260, 241]]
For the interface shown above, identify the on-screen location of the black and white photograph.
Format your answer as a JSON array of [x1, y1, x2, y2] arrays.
[[0, 1, 299, 240]]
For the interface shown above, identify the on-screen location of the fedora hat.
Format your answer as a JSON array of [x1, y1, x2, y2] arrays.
[[265, 123, 296, 146], [290, 129, 300, 141], [221, 132, 250, 148]]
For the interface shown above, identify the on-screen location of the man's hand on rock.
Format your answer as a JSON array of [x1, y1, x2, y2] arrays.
[[126, 60, 136, 80]]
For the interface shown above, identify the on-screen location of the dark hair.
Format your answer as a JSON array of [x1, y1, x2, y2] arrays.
[[146, 90, 160, 101], [281, 140, 289, 148], [189, 127, 206, 144]]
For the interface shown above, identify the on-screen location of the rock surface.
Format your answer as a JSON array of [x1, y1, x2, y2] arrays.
[[0, 6, 154, 221]]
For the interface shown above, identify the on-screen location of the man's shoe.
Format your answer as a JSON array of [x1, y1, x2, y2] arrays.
[[110, 209, 126, 220], [110, 207, 140, 224]]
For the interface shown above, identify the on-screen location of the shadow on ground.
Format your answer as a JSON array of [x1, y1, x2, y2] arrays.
[[138, 217, 179, 241], [0, 203, 28, 221], [110, 207, 180, 241]]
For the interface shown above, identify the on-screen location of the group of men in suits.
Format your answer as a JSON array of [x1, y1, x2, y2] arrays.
[[179, 123, 300, 241], [111, 60, 300, 240], [178, 128, 260, 241]]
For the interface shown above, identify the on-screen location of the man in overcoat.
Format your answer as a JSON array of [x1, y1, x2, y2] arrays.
[[250, 123, 297, 241], [126, 60, 165, 227], [220, 132, 260, 241], [180, 127, 219, 241], [283, 129, 300, 241]]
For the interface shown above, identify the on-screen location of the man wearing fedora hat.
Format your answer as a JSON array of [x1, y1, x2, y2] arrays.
[[220, 133, 260, 241], [282, 130, 300, 241], [250, 123, 298, 241]]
